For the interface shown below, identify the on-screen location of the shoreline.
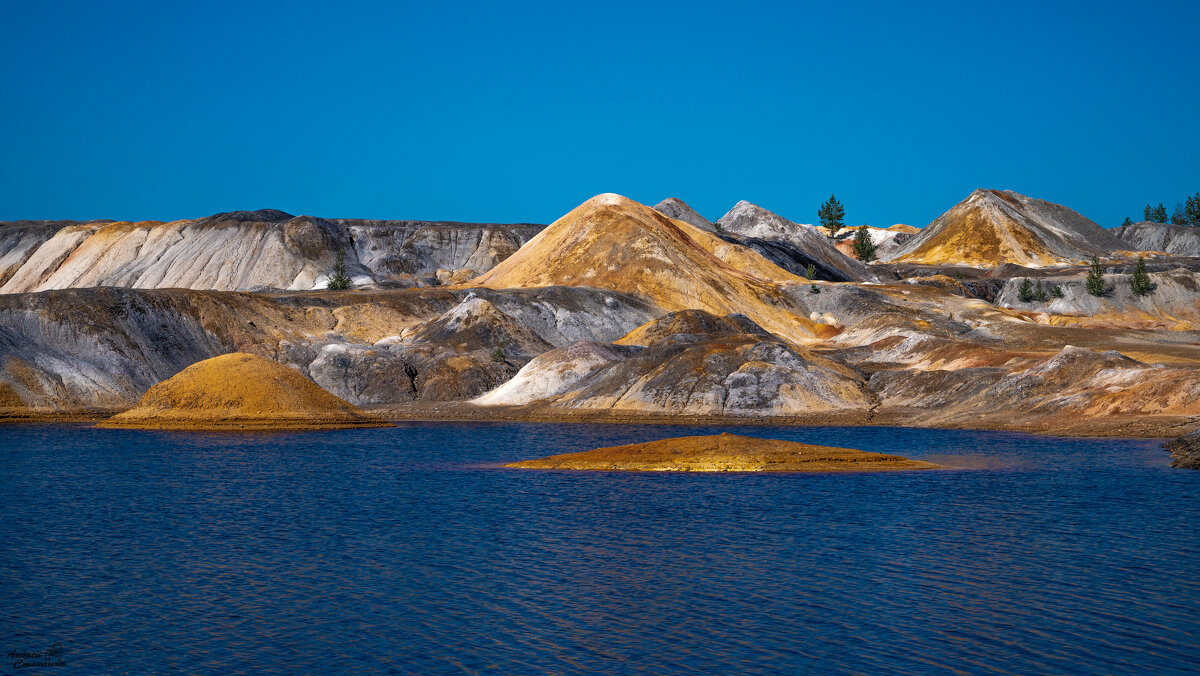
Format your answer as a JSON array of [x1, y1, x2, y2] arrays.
[[4, 403, 1190, 440]]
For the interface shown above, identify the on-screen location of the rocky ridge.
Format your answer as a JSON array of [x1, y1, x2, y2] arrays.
[[0, 210, 543, 293], [1113, 221, 1200, 257], [1164, 428, 1200, 469], [3, 192, 1200, 447]]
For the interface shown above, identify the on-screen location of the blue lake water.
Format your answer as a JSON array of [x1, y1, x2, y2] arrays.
[[1, 422, 1198, 674]]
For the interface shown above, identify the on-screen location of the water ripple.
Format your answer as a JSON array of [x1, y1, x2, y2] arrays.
[[1, 423, 1197, 674]]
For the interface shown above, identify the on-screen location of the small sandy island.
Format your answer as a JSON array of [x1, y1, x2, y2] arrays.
[[97, 352, 391, 431], [506, 433, 939, 472]]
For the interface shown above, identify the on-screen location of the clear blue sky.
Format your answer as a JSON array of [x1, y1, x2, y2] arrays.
[[3, 0, 1197, 228]]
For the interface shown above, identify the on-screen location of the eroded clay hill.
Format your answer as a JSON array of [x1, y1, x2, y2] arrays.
[[831, 226, 913, 260], [886, 189, 1124, 266], [472, 309, 874, 416], [0, 209, 543, 293], [715, 200, 877, 281], [99, 352, 390, 430], [470, 193, 826, 343], [6, 190, 1200, 441], [0, 285, 657, 412], [1114, 221, 1200, 257]]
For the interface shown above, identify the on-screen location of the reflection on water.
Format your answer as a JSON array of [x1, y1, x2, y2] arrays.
[[1, 423, 1197, 674]]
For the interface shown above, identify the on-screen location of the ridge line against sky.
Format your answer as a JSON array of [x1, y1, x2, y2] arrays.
[[2, 0, 1197, 228]]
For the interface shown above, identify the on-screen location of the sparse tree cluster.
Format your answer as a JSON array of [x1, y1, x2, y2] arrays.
[[1018, 278, 1064, 304], [1084, 255, 1152, 298], [1142, 195, 1200, 226], [1018, 278, 1052, 303]]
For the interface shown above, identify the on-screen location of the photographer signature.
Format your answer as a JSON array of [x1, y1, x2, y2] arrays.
[[7, 642, 66, 669]]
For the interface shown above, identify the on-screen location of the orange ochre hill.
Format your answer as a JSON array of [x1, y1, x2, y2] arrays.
[[886, 189, 1124, 267], [506, 433, 939, 472], [98, 353, 391, 430], [469, 193, 829, 343]]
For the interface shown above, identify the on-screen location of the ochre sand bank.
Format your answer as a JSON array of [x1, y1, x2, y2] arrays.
[[506, 433, 939, 472]]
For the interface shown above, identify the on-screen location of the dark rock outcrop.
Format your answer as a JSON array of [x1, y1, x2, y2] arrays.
[[1165, 428, 1200, 469]]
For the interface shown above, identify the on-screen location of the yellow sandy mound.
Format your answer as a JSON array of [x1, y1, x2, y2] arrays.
[[890, 189, 1119, 267], [887, 224, 920, 234], [506, 433, 938, 472], [470, 193, 824, 343], [98, 352, 391, 430]]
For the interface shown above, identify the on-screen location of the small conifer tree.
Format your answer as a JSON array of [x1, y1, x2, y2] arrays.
[[1034, 281, 1048, 302], [1186, 193, 1200, 227], [1018, 278, 1035, 303], [1121, 216, 1132, 227], [326, 249, 352, 290], [1085, 255, 1108, 297], [852, 226, 876, 262], [491, 347, 507, 363], [803, 263, 818, 280], [1130, 257, 1153, 296], [818, 195, 845, 239]]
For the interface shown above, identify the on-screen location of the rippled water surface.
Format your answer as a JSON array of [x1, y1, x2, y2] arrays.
[[2, 423, 1198, 674]]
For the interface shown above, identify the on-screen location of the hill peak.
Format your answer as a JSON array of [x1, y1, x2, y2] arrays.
[[470, 194, 821, 343], [716, 200, 876, 282], [205, 209, 295, 223], [886, 189, 1123, 266], [653, 197, 714, 231]]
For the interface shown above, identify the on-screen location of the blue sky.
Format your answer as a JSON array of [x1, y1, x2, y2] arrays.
[[2, 0, 1197, 228]]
